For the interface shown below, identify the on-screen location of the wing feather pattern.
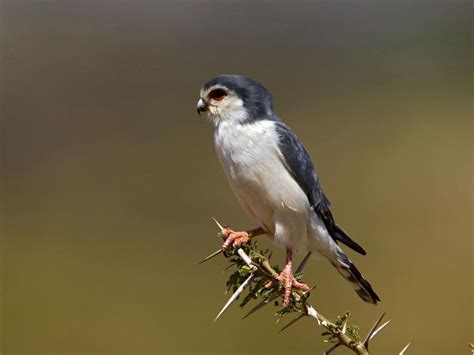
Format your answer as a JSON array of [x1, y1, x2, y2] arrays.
[[274, 122, 366, 255]]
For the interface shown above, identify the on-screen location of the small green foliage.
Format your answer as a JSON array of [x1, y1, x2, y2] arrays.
[[225, 241, 279, 308], [347, 325, 361, 343], [224, 241, 308, 320], [321, 312, 361, 343], [212, 236, 376, 354], [274, 282, 311, 322]]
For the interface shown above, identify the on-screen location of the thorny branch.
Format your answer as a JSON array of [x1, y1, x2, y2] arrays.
[[200, 218, 413, 355]]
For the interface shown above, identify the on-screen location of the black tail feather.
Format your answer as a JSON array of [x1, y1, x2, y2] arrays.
[[315, 200, 367, 255], [346, 262, 380, 304], [333, 224, 367, 255], [333, 251, 380, 304]]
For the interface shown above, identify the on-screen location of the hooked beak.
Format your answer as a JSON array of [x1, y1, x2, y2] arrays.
[[196, 99, 208, 116]]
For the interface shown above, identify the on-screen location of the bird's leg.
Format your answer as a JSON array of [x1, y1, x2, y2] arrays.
[[278, 248, 310, 308], [221, 227, 265, 251]]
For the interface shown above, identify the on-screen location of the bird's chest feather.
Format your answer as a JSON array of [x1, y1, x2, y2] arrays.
[[214, 121, 280, 185], [214, 120, 312, 250], [214, 119, 307, 213]]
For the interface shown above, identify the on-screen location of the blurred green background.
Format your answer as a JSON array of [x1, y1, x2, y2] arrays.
[[1, 1, 472, 354]]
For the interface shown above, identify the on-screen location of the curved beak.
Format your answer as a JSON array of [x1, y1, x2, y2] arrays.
[[196, 98, 208, 116]]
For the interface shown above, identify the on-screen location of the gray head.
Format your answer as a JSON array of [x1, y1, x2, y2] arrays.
[[196, 74, 276, 125]]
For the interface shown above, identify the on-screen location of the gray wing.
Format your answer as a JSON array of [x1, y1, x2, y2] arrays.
[[274, 122, 366, 255]]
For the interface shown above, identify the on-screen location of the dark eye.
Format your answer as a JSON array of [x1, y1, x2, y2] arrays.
[[208, 88, 227, 101]]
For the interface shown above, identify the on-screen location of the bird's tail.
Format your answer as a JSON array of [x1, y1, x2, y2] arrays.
[[331, 248, 380, 304]]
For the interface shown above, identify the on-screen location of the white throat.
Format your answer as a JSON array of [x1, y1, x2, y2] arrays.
[[207, 97, 248, 126]]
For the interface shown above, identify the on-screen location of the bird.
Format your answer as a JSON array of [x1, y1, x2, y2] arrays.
[[197, 74, 380, 308]]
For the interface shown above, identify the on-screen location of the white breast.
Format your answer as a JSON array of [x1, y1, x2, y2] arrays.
[[214, 120, 311, 252]]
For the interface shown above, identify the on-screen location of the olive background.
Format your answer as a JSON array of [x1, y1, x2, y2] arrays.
[[1, 1, 472, 354]]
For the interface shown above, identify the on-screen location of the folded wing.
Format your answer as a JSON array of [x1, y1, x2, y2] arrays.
[[274, 121, 366, 255]]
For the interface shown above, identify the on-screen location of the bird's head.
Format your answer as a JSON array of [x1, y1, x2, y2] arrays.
[[197, 74, 274, 125]]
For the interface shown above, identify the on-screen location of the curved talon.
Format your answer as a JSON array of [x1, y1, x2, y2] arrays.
[[293, 279, 310, 292], [264, 280, 274, 289]]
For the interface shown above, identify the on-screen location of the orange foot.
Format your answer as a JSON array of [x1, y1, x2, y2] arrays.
[[265, 248, 310, 308], [221, 227, 264, 252], [278, 265, 310, 308]]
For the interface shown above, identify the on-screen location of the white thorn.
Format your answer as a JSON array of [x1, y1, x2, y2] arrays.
[[211, 217, 225, 231], [214, 273, 254, 322], [364, 312, 386, 346], [237, 248, 256, 270], [399, 340, 413, 355], [369, 320, 391, 341], [198, 249, 222, 264], [341, 318, 347, 334]]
